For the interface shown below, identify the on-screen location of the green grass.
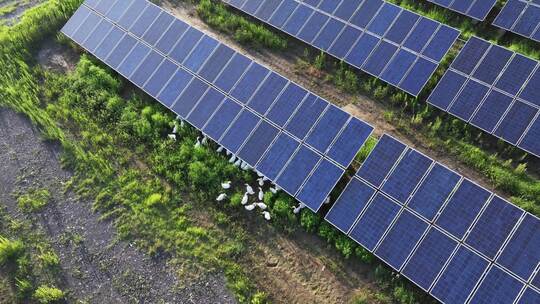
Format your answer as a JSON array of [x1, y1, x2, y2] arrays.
[[16, 188, 51, 212]]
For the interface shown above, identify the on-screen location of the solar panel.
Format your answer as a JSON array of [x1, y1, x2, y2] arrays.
[[325, 178, 376, 233], [402, 228, 458, 291], [375, 210, 429, 270], [494, 0, 540, 42], [67, 0, 374, 218], [465, 196, 524, 259], [533, 270, 540, 289], [428, 36, 540, 158], [497, 214, 540, 281], [518, 288, 540, 303], [435, 179, 491, 240], [468, 265, 524, 304], [427, 0, 497, 21], [348, 193, 401, 251], [430, 246, 489, 304], [407, 163, 461, 221], [356, 134, 407, 188], [380, 149, 433, 204], [223, 0, 461, 96]]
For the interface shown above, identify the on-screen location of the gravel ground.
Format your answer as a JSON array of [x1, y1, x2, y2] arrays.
[[0, 107, 237, 304]]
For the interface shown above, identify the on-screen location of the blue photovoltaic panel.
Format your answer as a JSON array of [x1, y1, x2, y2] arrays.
[[223, 0, 460, 96], [534, 271, 540, 289], [204, 98, 242, 141], [183, 36, 219, 73], [198, 44, 235, 82], [381, 149, 433, 204], [144, 59, 178, 97], [494, 0, 540, 42], [231, 62, 269, 104], [171, 78, 208, 118], [519, 117, 540, 157], [296, 159, 345, 211], [237, 121, 280, 167], [220, 109, 260, 153], [265, 83, 307, 127], [248, 72, 288, 115], [285, 95, 328, 140], [407, 163, 461, 221], [325, 178, 376, 233], [431, 246, 489, 304], [276, 145, 321, 196], [348, 193, 401, 251], [375, 210, 429, 270], [402, 228, 458, 290], [84, 19, 113, 52], [256, 133, 300, 180], [469, 266, 524, 304], [428, 36, 540, 158], [187, 89, 224, 129], [214, 54, 251, 93], [356, 135, 407, 188], [497, 214, 540, 281], [305, 105, 349, 154], [326, 118, 373, 168], [466, 196, 524, 259], [518, 288, 540, 303], [155, 19, 189, 54], [435, 179, 491, 240], [427, 0, 497, 20]]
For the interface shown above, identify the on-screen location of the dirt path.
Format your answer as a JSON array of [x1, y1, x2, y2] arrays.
[[160, 0, 537, 198], [0, 107, 236, 304]]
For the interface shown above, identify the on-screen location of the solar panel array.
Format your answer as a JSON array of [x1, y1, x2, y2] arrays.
[[428, 36, 540, 158], [494, 0, 540, 42], [63, 0, 374, 213], [326, 134, 540, 304], [427, 0, 497, 21], [222, 0, 461, 96]]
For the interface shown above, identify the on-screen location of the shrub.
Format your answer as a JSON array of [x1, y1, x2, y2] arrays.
[[334, 234, 356, 259], [0, 236, 24, 265], [33, 285, 64, 304], [17, 188, 51, 212], [299, 209, 321, 233], [38, 251, 60, 269]]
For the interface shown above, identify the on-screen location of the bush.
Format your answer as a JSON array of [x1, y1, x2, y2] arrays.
[[0, 236, 24, 265], [299, 209, 321, 233], [33, 285, 64, 304], [17, 188, 51, 212]]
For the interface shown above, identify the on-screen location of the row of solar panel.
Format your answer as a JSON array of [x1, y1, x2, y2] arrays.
[[325, 134, 540, 304], [65, 0, 374, 212], [223, 0, 461, 96], [427, 0, 497, 21], [494, 0, 540, 42], [428, 36, 540, 158]]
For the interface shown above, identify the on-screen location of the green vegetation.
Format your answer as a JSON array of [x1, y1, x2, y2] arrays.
[[33, 285, 64, 304], [0, 207, 65, 303], [195, 0, 286, 50], [17, 188, 51, 212]]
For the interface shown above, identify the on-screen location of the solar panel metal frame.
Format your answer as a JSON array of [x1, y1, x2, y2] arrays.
[[427, 35, 540, 158], [68, 0, 374, 214], [493, 0, 540, 43], [222, 0, 461, 96]]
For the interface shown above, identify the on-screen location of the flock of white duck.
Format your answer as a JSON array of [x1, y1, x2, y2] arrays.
[[169, 116, 308, 221]]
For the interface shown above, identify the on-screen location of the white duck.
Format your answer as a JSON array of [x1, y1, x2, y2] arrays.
[[245, 203, 256, 211], [228, 154, 236, 163], [221, 181, 231, 189], [194, 137, 201, 148], [258, 187, 264, 201], [269, 187, 278, 194], [180, 120, 185, 128], [234, 158, 242, 167], [262, 211, 271, 221], [245, 184, 255, 195], [257, 178, 264, 187], [216, 146, 224, 153], [172, 123, 178, 134], [226, 149, 231, 156], [216, 193, 227, 201], [167, 134, 176, 141], [201, 136, 208, 145], [256, 202, 267, 210], [256, 171, 264, 177], [293, 203, 306, 214], [323, 197, 331, 204], [241, 193, 249, 205]]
